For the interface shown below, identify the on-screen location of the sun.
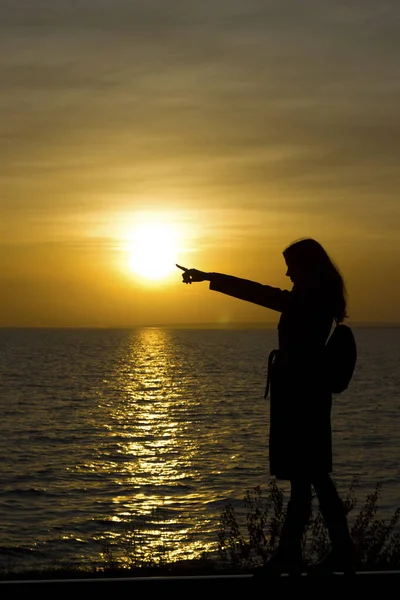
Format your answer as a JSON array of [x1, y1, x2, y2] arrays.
[[125, 220, 179, 281]]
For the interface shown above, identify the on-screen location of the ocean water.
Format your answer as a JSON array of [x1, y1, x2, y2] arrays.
[[0, 326, 399, 572]]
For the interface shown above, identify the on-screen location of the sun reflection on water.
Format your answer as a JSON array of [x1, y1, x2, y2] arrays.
[[97, 328, 214, 564]]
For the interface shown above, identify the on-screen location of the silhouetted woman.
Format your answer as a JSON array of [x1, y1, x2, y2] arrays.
[[177, 238, 354, 575]]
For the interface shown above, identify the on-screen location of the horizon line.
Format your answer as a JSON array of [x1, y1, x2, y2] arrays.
[[1, 321, 400, 330]]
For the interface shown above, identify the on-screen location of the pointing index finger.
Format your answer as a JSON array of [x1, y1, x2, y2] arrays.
[[176, 264, 188, 272]]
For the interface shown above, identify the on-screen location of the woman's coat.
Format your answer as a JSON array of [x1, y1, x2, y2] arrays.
[[209, 273, 334, 481]]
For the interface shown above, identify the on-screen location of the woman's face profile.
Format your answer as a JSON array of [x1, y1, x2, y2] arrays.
[[285, 264, 294, 283], [285, 258, 307, 286]]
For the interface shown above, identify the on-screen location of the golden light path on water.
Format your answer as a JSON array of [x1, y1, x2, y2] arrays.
[[96, 328, 216, 565]]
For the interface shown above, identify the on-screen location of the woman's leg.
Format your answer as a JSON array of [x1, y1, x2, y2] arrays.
[[257, 479, 311, 575], [279, 479, 312, 554], [312, 474, 354, 572]]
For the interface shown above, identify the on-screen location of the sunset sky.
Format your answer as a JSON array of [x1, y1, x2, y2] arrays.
[[1, 1, 399, 327]]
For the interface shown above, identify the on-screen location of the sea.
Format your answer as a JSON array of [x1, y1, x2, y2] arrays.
[[0, 326, 399, 572]]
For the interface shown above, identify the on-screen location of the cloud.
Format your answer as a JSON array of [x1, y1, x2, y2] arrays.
[[1, 1, 399, 227]]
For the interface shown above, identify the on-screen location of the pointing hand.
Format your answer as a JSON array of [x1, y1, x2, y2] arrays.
[[176, 264, 208, 284]]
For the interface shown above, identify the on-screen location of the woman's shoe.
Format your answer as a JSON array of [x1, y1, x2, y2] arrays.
[[307, 545, 356, 576], [253, 547, 306, 577]]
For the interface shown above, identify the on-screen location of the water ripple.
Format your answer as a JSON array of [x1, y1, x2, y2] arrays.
[[0, 326, 399, 570]]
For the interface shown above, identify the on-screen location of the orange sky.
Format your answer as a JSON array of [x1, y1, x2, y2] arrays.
[[1, 1, 399, 327]]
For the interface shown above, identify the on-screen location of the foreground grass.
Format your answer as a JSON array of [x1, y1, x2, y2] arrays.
[[218, 475, 400, 571]]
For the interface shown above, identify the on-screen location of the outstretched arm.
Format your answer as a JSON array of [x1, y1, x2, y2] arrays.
[[177, 265, 290, 313], [208, 273, 290, 313]]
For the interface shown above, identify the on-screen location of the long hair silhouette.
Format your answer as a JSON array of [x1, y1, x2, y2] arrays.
[[283, 238, 347, 323]]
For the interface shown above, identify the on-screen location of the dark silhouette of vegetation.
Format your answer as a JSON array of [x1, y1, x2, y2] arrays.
[[218, 475, 400, 571]]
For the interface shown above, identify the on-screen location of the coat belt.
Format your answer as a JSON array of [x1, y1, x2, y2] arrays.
[[264, 349, 279, 399]]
